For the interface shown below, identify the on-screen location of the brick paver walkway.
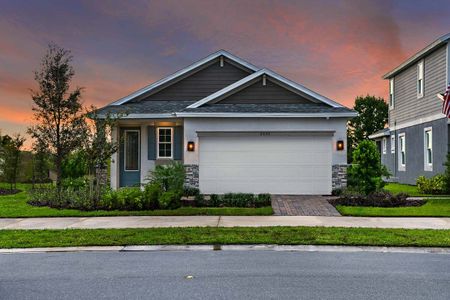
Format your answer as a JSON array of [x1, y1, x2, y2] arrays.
[[271, 195, 341, 216]]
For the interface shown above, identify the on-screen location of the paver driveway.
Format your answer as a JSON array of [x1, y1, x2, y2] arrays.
[[271, 195, 341, 216]]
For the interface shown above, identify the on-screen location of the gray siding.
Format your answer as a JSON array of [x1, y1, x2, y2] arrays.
[[138, 58, 250, 102], [389, 45, 447, 127], [380, 118, 448, 185], [219, 79, 313, 104]]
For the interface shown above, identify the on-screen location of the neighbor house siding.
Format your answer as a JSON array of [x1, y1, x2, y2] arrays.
[[137, 58, 251, 102], [389, 45, 447, 127], [380, 118, 448, 185], [218, 79, 312, 104]]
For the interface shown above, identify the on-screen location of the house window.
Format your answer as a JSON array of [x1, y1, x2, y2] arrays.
[[157, 127, 173, 158], [124, 130, 139, 171], [389, 78, 395, 109], [390, 135, 395, 153], [424, 127, 432, 171], [382, 137, 387, 154], [398, 133, 406, 170], [417, 60, 424, 98]]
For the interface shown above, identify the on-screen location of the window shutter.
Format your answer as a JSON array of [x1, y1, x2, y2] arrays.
[[174, 126, 183, 160], [148, 126, 156, 160]]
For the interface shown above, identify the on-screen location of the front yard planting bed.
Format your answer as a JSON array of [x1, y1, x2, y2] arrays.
[[0, 183, 273, 217], [336, 198, 450, 217], [0, 227, 449, 248]]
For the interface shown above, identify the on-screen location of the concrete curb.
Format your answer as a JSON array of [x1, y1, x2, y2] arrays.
[[1, 244, 449, 254]]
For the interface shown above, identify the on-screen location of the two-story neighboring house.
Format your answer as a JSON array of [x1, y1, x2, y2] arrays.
[[370, 33, 450, 184]]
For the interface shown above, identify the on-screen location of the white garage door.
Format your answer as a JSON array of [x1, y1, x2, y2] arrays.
[[199, 134, 332, 194]]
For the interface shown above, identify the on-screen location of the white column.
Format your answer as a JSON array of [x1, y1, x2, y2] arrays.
[[110, 126, 119, 190], [140, 124, 155, 187]]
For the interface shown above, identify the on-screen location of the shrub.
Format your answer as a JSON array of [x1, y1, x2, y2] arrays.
[[348, 140, 390, 195], [61, 176, 89, 190], [147, 162, 185, 192], [143, 183, 162, 210], [444, 152, 450, 193], [416, 175, 446, 195], [116, 187, 143, 210], [159, 190, 182, 209], [192, 193, 272, 208], [255, 194, 272, 207], [183, 186, 200, 197]]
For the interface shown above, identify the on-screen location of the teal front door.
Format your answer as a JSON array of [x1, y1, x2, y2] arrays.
[[119, 128, 141, 187]]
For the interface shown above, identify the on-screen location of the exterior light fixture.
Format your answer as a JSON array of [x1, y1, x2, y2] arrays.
[[187, 141, 195, 152], [336, 140, 344, 151]]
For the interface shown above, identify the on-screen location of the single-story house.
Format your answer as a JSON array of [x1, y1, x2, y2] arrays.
[[97, 50, 356, 194]]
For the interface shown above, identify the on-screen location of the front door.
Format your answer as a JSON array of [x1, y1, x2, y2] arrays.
[[119, 128, 141, 187]]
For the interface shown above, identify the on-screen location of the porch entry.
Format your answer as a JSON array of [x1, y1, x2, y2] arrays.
[[119, 128, 141, 187]]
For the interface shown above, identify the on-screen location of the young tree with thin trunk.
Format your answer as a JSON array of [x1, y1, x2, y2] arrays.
[[28, 44, 87, 191], [1, 134, 25, 190]]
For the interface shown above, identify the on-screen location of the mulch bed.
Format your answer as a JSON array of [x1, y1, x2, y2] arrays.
[[328, 196, 425, 208], [0, 188, 22, 196]]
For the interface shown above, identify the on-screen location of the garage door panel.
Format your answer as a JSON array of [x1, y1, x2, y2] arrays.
[[199, 135, 332, 194]]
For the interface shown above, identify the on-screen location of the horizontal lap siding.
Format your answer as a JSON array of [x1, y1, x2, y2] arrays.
[[389, 45, 447, 126], [219, 79, 312, 104], [141, 59, 250, 101]]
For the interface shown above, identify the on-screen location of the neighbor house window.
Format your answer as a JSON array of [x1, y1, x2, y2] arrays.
[[124, 130, 139, 171], [157, 127, 173, 158], [382, 137, 387, 154], [417, 60, 424, 98], [389, 78, 395, 109], [424, 127, 432, 171], [398, 133, 406, 170], [390, 135, 395, 153]]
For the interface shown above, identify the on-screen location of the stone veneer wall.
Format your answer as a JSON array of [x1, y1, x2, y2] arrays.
[[332, 164, 348, 190], [184, 164, 199, 188]]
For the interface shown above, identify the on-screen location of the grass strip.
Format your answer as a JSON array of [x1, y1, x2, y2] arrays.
[[0, 227, 449, 249]]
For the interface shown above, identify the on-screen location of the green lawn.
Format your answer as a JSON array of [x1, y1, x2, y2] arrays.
[[0, 227, 449, 248], [0, 183, 272, 217], [336, 183, 450, 217], [383, 183, 429, 197]]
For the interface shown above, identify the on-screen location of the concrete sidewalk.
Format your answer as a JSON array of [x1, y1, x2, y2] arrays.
[[0, 215, 449, 230]]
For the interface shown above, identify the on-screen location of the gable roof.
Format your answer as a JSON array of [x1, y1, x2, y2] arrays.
[[109, 50, 259, 105], [383, 33, 450, 79], [187, 68, 345, 108]]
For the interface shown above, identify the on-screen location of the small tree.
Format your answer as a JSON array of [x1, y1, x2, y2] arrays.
[[443, 152, 450, 193], [347, 95, 388, 162], [28, 44, 88, 191], [31, 139, 50, 186], [348, 140, 389, 195], [1, 135, 25, 190], [84, 107, 121, 203]]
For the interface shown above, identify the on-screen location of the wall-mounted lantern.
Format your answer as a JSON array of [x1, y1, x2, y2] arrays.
[[336, 140, 344, 151], [187, 141, 195, 152]]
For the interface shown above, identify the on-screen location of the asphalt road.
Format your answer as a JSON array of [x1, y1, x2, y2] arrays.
[[0, 250, 449, 299]]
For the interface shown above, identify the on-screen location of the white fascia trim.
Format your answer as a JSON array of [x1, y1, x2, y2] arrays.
[[109, 50, 259, 106], [187, 70, 265, 108], [390, 113, 446, 131], [188, 68, 344, 109], [368, 130, 390, 139], [175, 112, 357, 118], [383, 33, 450, 79]]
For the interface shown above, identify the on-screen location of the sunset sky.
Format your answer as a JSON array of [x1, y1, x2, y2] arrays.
[[1, 0, 450, 144]]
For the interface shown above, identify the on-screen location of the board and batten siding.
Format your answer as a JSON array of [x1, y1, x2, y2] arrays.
[[137, 58, 251, 102], [389, 45, 447, 127], [219, 78, 312, 104]]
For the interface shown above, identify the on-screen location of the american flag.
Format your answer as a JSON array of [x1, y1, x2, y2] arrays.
[[443, 84, 450, 117]]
